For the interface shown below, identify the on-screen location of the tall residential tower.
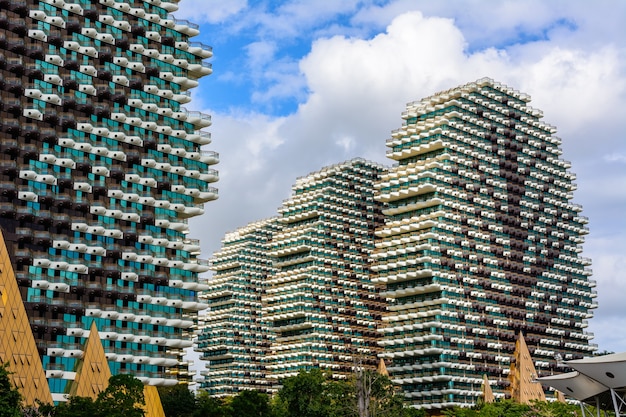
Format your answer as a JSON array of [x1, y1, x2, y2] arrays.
[[0, 0, 215, 400], [373, 78, 596, 411], [198, 159, 387, 393], [265, 159, 386, 382], [198, 219, 278, 396]]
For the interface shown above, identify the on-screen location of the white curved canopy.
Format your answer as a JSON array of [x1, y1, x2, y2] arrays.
[[538, 351, 626, 413]]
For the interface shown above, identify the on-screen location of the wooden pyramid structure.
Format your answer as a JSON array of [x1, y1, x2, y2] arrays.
[[0, 228, 165, 415], [508, 332, 546, 403], [481, 374, 495, 403], [376, 358, 389, 377], [69, 321, 165, 416], [0, 230, 53, 405], [69, 321, 112, 398]]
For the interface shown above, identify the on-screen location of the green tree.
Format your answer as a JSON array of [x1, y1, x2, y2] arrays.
[[356, 369, 406, 417], [526, 399, 582, 417], [158, 384, 196, 417], [277, 368, 333, 417], [95, 374, 145, 417], [49, 396, 98, 417], [269, 393, 289, 417], [326, 377, 356, 417], [48, 374, 145, 417], [476, 400, 531, 417], [230, 390, 272, 417], [441, 399, 587, 417], [274, 367, 422, 417], [402, 408, 426, 417], [192, 391, 229, 417], [347, 367, 419, 417], [0, 363, 21, 417]]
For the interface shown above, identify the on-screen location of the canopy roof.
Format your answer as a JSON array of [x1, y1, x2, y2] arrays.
[[567, 352, 626, 389], [538, 352, 626, 411]]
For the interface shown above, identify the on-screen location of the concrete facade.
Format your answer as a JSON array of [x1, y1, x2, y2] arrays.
[[374, 78, 596, 410], [0, 0, 215, 399]]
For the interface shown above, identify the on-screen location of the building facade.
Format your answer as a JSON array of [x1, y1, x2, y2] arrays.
[[197, 219, 278, 396], [373, 78, 596, 411], [0, 230, 53, 406], [265, 159, 386, 382], [198, 159, 387, 393], [0, 0, 215, 400]]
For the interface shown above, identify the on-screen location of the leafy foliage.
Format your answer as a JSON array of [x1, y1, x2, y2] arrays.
[[46, 396, 98, 417], [353, 368, 406, 417], [6, 370, 599, 417], [38, 374, 145, 417], [277, 368, 334, 417], [0, 363, 22, 417], [192, 391, 230, 417], [442, 399, 584, 417], [95, 374, 145, 417], [157, 384, 196, 417], [274, 368, 420, 417], [230, 390, 272, 417]]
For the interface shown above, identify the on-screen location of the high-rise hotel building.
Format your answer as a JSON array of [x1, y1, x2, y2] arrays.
[[199, 159, 387, 393], [0, 0, 215, 400], [197, 219, 278, 396], [373, 78, 596, 411], [265, 159, 386, 381]]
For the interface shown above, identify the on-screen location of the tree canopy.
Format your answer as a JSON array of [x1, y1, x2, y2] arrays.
[[442, 398, 586, 417], [0, 363, 21, 417], [157, 384, 196, 417], [2, 368, 600, 417], [157, 368, 422, 417], [96, 374, 145, 417], [38, 374, 146, 417]]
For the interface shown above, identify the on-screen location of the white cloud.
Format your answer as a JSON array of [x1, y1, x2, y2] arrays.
[[585, 237, 626, 351], [335, 134, 356, 153], [210, 111, 286, 175], [189, 2, 626, 354], [605, 153, 626, 164], [252, 0, 365, 39], [174, 0, 247, 23], [512, 47, 626, 130], [353, 0, 626, 52], [245, 41, 278, 68], [303, 12, 466, 99]]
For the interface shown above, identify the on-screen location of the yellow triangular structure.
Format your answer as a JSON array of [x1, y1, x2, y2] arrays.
[[68, 321, 112, 398], [481, 374, 495, 403], [508, 332, 546, 403], [143, 385, 166, 417], [555, 390, 566, 403], [376, 358, 389, 377], [0, 230, 53, 405]]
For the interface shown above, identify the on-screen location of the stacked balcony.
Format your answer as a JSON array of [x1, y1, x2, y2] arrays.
[[197, 219, 278, 396], [263, 159, 387, 381], [373, 78, 596, 411], [0, 0, 215, 399]]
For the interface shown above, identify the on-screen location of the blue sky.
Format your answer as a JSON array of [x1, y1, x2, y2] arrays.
[[176, 0, 626, 357]]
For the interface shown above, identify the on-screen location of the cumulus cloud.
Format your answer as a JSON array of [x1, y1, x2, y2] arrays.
[[353, 0, 625, 52], [253, 0, 364, 39], [585, 236, 626, 351], [189, 2, 626, 353], [174, 0, 247, 23]]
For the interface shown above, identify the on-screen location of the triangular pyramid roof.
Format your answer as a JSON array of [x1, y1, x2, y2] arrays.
[[376, 358, 389, 377], [143, 385, 167, 417], [68, 321, 112, 398], [508, 332, 546, 403], [482, 374, 495, 403], [0, 230, 53, 405]]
